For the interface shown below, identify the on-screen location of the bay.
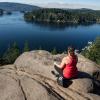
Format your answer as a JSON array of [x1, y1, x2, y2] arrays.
[[0, 12, 100, 54]]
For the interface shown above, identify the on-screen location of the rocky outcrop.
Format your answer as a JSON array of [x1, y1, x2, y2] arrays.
[[0, 50, 100, 100], [0, 72, 24, 100]]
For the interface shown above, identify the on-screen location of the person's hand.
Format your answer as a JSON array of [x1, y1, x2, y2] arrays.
[[54, 62, 57, 65]]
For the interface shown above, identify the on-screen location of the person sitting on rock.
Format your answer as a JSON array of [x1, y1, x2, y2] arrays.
[[52, 46, 78, 87]]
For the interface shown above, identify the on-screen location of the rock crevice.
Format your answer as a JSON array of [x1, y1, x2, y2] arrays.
[[18, 79, 27, 100]]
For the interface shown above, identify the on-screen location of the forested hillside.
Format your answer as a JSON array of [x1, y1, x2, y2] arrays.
[[24, 8, 100, 24], [0, 2, 40, 11]]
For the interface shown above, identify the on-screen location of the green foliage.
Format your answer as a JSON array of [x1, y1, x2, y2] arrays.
[[24, 12, 34, 21], [51, 48, 57, 55], [24, 8, 100, 24], [23, 41, 30, 52], [39, 46, 42, 50], [81, 37, 100, 65], [2, 42, 20, 64]]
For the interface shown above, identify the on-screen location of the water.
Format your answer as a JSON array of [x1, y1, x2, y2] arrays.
[[0, 12, 100, 54]]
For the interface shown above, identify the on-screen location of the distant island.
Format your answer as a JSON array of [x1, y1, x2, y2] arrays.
[[0, 8, 12, 15], [24, 8, 100, 24], [0, 9, 3, 15]]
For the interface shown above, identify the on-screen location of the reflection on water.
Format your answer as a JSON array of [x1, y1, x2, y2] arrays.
[[25, 20, 96, 30]]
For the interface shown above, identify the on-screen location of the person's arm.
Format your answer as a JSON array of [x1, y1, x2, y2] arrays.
[[54, 57, 69, 69], [76, 55, 78, 63], [59, 57, 66, 69], [54, 62, 61, 68]]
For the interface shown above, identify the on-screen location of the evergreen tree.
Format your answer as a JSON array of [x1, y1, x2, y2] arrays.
[[81, 37, 100, 65], [51, 48, 57, 55], [24, 41, 30, 52], [2, 42, 20, 64], [39, 46, 42, 50], [24, 8, 100, 24]]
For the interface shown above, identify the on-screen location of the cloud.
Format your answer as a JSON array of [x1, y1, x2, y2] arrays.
[[0, 0, 100, 10], [38, 3, 100, 10]]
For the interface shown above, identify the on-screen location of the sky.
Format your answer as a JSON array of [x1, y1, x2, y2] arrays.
[[0, 0, 100, 10]]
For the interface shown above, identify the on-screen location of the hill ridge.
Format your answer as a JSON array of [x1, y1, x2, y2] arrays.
[[0, 2, 40, 11]]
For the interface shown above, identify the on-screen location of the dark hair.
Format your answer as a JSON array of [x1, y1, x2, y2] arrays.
[[68, 46, 75, 53]]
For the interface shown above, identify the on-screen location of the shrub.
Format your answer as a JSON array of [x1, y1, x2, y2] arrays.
[[81, 37, 100, 65]]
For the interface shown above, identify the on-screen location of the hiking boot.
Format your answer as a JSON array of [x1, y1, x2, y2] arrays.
[[51, 70, 59, 77]]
